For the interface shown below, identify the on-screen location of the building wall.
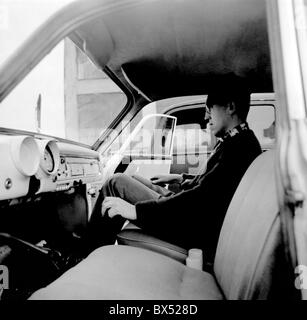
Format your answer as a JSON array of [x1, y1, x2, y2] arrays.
[[64, 39, 127, 146]]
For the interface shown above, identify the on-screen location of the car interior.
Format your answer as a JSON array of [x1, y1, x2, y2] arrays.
[[0, 0, 305, 300]]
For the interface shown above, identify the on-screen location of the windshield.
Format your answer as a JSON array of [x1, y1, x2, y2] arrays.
[[0, 0, 127, 146]]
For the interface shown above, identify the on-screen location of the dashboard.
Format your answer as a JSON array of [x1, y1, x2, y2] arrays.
[[0, 134, 103, 201]]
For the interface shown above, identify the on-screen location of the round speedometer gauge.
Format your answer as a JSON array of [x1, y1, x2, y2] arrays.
[[37, 140, 59, 175], [43, 146, 55, 172]]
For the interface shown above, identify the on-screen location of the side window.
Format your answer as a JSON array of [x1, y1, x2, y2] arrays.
[[125, 115, 176, 156], [171, 105, 213, 155], [248, 105, 275, 149], [174, 123, 210, 154], [169, 104, 212, 175]]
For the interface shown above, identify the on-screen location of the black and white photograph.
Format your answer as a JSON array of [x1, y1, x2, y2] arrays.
[[0, 0, 306, 306]]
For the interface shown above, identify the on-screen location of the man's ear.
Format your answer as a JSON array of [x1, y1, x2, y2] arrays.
[[226, 102, 236, 116]]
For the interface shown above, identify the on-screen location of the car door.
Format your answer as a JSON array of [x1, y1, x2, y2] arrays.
[[267, 0, 307, 299]]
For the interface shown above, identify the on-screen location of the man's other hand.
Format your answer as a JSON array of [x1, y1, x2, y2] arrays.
[[101, 197, 137, 220], [150, 174, 183, 185]]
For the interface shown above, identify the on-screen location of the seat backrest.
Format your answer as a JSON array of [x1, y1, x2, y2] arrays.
[[214, 150, 295, 299]]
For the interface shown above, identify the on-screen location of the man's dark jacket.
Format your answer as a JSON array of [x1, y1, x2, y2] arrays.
[[134, 126, 262, 260]]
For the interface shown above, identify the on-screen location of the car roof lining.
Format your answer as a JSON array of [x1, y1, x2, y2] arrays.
[[0, 0, 273, 103], [72, 0, 272, 101]]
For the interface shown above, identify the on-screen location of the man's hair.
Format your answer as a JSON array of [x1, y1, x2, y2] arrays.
[[206, 73, 251, 121]]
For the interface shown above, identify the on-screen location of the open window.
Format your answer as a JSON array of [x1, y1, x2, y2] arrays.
[[169, 105, 212, 175], [102, 114, 177, 180], [248, 104, 276, 150]]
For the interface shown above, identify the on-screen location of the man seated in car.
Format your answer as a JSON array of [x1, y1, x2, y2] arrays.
[[85, 73, 262, 262]]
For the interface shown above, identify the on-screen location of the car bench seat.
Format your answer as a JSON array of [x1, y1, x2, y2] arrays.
[[29, 150, 297, 300], [117, 226, 189, 263]]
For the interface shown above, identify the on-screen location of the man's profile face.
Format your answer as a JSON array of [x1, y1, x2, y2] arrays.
[[205, 104, 230, 138]]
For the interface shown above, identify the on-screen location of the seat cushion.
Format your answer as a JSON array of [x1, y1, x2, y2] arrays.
[[29, 245, 223, 300], [117, 229, 188, 263]]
